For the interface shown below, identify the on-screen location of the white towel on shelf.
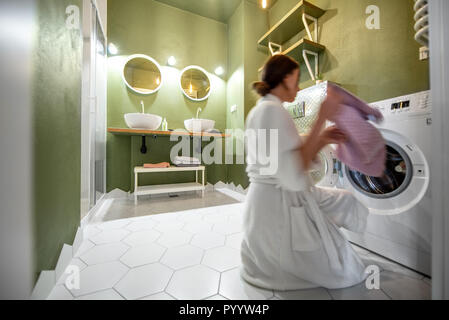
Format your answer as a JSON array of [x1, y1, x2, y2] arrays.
[[173, 156, 201, 165]]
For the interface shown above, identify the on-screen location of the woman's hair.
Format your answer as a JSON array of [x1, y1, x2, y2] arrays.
[[253, 54, 299, 96]]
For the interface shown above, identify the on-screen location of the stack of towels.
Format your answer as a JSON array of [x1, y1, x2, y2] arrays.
[[173, 156, 201, 167]]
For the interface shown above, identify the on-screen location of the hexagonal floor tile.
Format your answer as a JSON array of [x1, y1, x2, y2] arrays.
[[166, 265, 220, 300], [274, 288, 332, 300], [80, 242, 129, 265], [120, 243, 166, 268], [75, 289, 124, 300], [83, 225, 101, 239], [114, 263, 173, 300], [90, 229, 130, 245], [176, 211, 203, 222], [160, 245, 203, 270], [154, 220, 185, 233], [151, 212, 180, 222], [69, 261, 129, 297], [202, 246, 241, 272], [191, 231, 225, 250], [226, 233, 243, 250], [219, 268, 273, 300], [212, 221, 242, 235], [203, 212, 229, 223], [157, 230, 192, 248], [57, 258, 88, 285], [141, 292, 176, 300], [97, 219, 130, 230], [47, 285, 74, 300], [126, 219, 158, 232], [123, 230, 161, 246], [183, 220, 213, 234]]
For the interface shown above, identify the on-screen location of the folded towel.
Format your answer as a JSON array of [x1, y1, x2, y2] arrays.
[[328, 83, 386, 177], [143, 162, 171, 168], [173, 156, 201, 165]]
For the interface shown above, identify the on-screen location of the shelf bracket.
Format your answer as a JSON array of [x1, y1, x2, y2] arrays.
[[302, 13, 318, 43], [268, 42, 282, 55], [302, 49, 319, 81]]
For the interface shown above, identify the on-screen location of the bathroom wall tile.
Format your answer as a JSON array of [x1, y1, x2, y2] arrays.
[[166, 265, 220, 300], [114, 263, 173, 300], [123, 230, 161, 246], [205, 294, 229, 300], [160, 245, 203, 270], [202, 246, 241, 272], [80, 242, 129, 265], [69, 261, 129, 297], [120, 243, 166, 268], [191, 232, 226, 250], [219, 268, 273, 300]]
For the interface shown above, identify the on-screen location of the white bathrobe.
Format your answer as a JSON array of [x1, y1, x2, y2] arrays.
[[240, 94, 370, 290]]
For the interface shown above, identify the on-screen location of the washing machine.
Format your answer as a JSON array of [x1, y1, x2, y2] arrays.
[[337, 90, 432, 276]]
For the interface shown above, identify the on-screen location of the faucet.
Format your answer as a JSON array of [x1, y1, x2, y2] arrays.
[[141, 101, 145, 114], [196, 107, 202, 119]]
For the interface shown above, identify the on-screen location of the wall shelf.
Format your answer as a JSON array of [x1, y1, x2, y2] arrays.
[[108, 128, 230, 138], [258, 38, 325, 72], [257, 0, 325, 47]]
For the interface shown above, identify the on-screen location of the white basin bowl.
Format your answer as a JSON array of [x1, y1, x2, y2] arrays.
[[184, 118, 215, 133], [124, 113, 162, 130]]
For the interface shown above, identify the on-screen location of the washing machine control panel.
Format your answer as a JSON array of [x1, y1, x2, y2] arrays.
[[370, 90, 431, 117]]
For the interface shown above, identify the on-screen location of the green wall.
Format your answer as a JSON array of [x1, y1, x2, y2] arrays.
[[268, 0, 429, 102], [107, 0, 430, 192], [107, 0, 229, 192], [33, 0, 82, 279]]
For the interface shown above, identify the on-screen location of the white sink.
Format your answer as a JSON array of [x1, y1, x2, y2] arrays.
[[184, 118, 215, 133], [124, 113, 162, 130]]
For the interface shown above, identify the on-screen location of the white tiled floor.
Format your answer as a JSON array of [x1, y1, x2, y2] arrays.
[[48, 201, 431, 300]]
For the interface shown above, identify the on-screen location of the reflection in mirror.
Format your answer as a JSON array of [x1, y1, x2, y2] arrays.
[[123, 54, 162, 94], [180, 66, 211, 101]]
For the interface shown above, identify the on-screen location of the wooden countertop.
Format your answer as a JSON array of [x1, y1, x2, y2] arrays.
[[108, 128, 230, 138]]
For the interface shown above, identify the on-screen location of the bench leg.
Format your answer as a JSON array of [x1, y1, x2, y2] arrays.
[[202, 169, 205, 198], [134, 172, 138, 205]]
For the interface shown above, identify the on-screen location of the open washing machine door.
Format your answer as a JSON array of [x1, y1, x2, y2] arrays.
[[310, 146, 339, 187], [339, 129, 430, 215]]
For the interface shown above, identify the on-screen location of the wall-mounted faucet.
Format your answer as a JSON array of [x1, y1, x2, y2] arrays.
[[196, 107, 202, 119]]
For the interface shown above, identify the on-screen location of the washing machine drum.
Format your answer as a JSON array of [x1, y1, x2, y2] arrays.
[[341, 130, 429, 215]]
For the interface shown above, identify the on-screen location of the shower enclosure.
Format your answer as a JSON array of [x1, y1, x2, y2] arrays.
[[81, 0, 107, 220]]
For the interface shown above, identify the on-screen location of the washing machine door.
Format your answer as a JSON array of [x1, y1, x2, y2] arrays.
[[311, 146, 339, 187], [339, 129, 429, 215]]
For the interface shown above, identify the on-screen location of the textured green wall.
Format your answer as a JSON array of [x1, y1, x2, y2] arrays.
[[33, 0, 82, 279], [268, 0, 429, 102], [107, 0, 229, 192]]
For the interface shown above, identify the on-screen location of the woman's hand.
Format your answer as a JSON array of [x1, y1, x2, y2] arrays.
[[320, 126, 347, 145]]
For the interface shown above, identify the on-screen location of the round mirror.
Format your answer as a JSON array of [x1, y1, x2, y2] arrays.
[[180, 66, 211, 101], [123, 54, 162, 95]]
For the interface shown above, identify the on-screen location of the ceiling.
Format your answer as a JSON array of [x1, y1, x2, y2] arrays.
[[154, 0, 276, 23]]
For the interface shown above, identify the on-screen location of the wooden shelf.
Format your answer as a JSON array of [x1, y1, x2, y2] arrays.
[[284, 38, 325, 59], [258, 38, 325, 72], [108, 128, 230, 138], [258, 0, 325, 47]]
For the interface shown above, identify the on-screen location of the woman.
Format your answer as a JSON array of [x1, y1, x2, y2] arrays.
[[241, 54, 370, 290]]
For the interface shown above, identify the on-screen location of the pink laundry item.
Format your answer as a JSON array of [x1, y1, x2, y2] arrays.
[[327, 83, 386, 177], [143, 162, 171, 168]]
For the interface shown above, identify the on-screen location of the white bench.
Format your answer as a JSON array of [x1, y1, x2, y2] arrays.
[[133, 166, 205, 204]]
